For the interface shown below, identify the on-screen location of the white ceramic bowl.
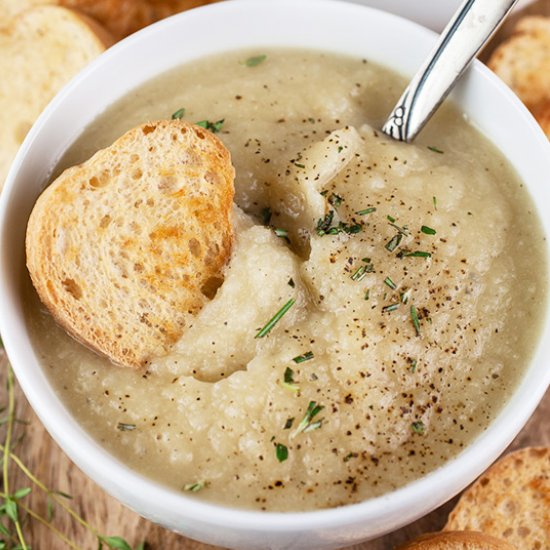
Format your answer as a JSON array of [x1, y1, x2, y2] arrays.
[[1, 1, 549, 549]]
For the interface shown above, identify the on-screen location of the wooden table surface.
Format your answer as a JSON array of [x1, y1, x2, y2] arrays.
[[1, 349, 548, 550]]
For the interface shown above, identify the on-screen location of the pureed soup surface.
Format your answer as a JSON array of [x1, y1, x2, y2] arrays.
[[27, 49, 548, 511]]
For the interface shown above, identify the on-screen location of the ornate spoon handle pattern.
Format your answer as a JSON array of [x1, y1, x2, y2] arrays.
[[382, 0, 518, 142]]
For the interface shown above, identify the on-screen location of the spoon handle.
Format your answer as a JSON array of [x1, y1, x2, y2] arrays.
[[382, 0, 518, 142]]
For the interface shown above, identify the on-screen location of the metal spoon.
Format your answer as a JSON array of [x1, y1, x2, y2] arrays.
[[382, 0, 518, 142]]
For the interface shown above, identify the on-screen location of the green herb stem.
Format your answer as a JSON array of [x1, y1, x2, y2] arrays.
[[255, 299, 296, 338], [385, 233, 402, 252], [398, 250, 432, 259], [356, 207, 376, 216], [3, 368, 28, 550], [383, 276, 397, 290], [292, 351, 314, 364], [410, 305, 421, 336], [421, 226, 436, 235]]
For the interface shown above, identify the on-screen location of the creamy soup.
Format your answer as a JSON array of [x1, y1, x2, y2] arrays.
[[27, 49, 547, 511]]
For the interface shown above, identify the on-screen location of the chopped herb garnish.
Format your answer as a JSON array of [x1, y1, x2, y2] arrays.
[[275, 443, 288, 462], [340, 223, 363, 234], [328, 193, 344, 207], [274, 228, 290, 243], [302, 420, 323, 433], [282, 367, 299, 392], [116, 423, 136, 432], [400, 288, 412, 304], [195, 119, 225, 133], [411, 421, 425, 434], [421, 225, 436, 235], [283, 417, 294, 430], [343, 452, 356, 462], [388, 221, 410, 235], [261, 207, 272, 225], [294, 162, 306, 169], [351, 265, 367, 282], [171, 107, 185, 120], [293, 351, 314, 364], [384, 276, 397, 290], [409, 359, 418, 373], [382, 303, 400, 313], [316, 211, 334, 235], [244, 54, 267, 67], [427, 146, 444, 154], [293, 401, 324, 436], [351, 258, 374, 281], [255, 299, 295, 338], [338, 146, 344, 153], [410, 305, 421, 336], [399, 251, 432, 258], [316, 210, 362, 236], [356, 207, 376, 216], [433, 196, 438, 210], [183, 481, 207, 492], [385, 233, 403, 252], [364, 289, 370, 301], [387, 215, 396, 223]]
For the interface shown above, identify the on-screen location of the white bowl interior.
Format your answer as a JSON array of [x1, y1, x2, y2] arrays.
[[1, 1, 549, 549]]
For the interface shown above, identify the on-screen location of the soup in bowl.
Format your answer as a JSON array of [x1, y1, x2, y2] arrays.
[[1, 1, 549, 548]]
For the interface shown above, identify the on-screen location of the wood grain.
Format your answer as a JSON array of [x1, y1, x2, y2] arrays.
[[0, 349, 548, 550]]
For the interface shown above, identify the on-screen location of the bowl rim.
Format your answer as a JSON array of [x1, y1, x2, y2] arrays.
[[1, 0, 549, 537]]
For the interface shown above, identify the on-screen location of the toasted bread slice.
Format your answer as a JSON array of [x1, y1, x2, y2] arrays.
[[488, 15, 550, 111], [0, 6, 112, 190], [445, 447, 550, 550], [395, 531, 516, 549], [26, 120, 235, 368]]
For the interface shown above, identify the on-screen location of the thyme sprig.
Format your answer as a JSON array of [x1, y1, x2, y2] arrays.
[[0, 364, 146, 550]]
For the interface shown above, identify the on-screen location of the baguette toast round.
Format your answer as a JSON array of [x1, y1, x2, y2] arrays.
[[0, 5, 113, 190], [26, 120, 235, 368], [445, 447, 549, 550]]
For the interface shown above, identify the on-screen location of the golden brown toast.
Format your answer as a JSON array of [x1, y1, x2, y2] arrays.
[[0, 5, 112, 190], [445, 447, 550, 550], [26, 120, 235, 368]]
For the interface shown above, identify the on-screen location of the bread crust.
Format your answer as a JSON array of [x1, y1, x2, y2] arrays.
[[395, 531, 516, 549], [445, 447, 550, 550], [26, 120, 235, 368]]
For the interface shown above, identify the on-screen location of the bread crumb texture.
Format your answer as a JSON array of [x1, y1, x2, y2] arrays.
[[26, 120, 235, 367], [488, 15, 550, 137], [445, 447, 550, 550], [395, 530, 516, 550], [0, 5, 112, 190]]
